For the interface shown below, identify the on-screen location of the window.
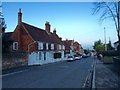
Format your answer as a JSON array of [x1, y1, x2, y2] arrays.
[[59, 45, 62, 50], [46, 43, 48, 50], [51, 44, 54, 50], [36, 52, 38, 60], [54, 53, 61, 59], [13, 42, 18, 50], [44, 52, 46, 60], [38, 42, 43, 50], [62, 45, 65, 50], [39, 52, 41, 60]]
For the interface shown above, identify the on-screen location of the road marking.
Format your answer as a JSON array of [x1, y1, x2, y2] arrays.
[[2, 69, 30, 77], [92, 59, 96, 89], [82, 69, 91, 88]]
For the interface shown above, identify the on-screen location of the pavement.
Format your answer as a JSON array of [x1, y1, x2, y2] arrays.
[[94, 58, 120, 89]]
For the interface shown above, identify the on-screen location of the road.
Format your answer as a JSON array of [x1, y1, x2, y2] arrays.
[[2, 57, 94, 88]]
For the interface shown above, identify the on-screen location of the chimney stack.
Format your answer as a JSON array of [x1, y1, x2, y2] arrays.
[[45, 21, 51, 33], [60, 37, 62, 41], [18, 8, 22, 26], [53, 28, 56, 34]]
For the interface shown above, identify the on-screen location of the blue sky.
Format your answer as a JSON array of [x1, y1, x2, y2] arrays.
[[2, 2, 117, 49]]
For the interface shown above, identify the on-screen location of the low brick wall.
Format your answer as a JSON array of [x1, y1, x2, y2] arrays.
[[113, 57, 120, 70], [103, 56, 114, 64], [2, 53, 28, 70]]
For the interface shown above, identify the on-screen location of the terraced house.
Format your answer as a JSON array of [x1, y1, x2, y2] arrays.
[[11, 9, 65, 65]]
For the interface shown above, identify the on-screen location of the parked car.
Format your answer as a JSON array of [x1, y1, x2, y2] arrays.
[[86, 53, 91, 57], [82, 54, 87, 58], [79, 55, 82, 59], [67, 56, 74, 61], [74, 56, 80, 60]]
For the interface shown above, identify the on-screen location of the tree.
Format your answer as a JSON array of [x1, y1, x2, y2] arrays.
[[84, 49, 90, 55], [0, 7, 7, 36], [92, 1, 120, 57], [107, 39, 114, 50], [0, 6, 12, 53], [95, 44, 105, 52], [93, 39, 105, 52], [93, 39, 102, 49]]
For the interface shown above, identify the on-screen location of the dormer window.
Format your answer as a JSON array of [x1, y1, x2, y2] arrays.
[[13, 42, 18, 50]]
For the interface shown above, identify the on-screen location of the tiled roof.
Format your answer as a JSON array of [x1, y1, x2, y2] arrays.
[[114, 41, 119, 44], [63, 41, 71, 50], [50, 33, 63, 44], [22, 22, 63, 44], [73, 41, 80, 45]]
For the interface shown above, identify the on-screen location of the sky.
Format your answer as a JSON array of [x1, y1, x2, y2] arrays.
[[2, 2, 118, 50]]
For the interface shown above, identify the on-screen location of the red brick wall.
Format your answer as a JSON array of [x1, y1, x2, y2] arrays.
[[21, 35, 33, 52], [29, 43, 38, 54], [2, 53, 28, 70], [11, 24, 37, 53], [11, 26, 19, 45], [43, 43, 46, 50], [54, 44, 57, 50], [73, 42, 80, 52]]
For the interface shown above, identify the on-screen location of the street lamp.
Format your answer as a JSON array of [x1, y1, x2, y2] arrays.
[[104, 27, 107, 51]]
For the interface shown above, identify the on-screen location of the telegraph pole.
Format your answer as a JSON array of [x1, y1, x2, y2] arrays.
[[104, 27, 107, 51]]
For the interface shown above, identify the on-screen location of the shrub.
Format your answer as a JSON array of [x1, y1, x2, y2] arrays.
[[101, 50, 119, 57]]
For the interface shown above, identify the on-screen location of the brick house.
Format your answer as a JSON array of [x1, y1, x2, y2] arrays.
[[11, 9, 65, 65], [2, 32, 13, 53], [73, 41, 81, 55], [114, 41, 119, 51], [62, 41, 72, 57], [63, 39, 82, 56]]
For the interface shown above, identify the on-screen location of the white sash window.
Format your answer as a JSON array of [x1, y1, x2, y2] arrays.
[[13, 42, 18, 50], [38, 42, 43, 50], [59, 45, 62, 50], [51, 44, 54, 50], [46, 43, 48, 50]]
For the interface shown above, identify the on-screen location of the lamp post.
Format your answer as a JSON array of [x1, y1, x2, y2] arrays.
[[104, 27, 107, 51]]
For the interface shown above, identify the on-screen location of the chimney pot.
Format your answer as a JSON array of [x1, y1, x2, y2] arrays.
[[19, 8, 21, 13], [53, 28, 56, 34], [18, 8, 22, 25], [45, 21, 50, 33], [60, 37, 62, 41]]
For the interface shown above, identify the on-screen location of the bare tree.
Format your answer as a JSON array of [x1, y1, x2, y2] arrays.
[[0, 5, 7, 34], [92, 1, 120, 57]]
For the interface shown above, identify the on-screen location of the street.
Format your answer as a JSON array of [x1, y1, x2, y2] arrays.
[[2, 57, 94, 88]]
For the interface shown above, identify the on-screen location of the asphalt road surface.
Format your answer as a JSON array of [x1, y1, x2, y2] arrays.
[[2, 57, 94, 88]]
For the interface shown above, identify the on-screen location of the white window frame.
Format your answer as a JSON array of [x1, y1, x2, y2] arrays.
[[59, 44, 62, 50], [62, 45, 65, 50], [51, 44, 54, 50], [46, 43, 48, 50], [38, 42, 43, 50], [13, 42, 18, 50]]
